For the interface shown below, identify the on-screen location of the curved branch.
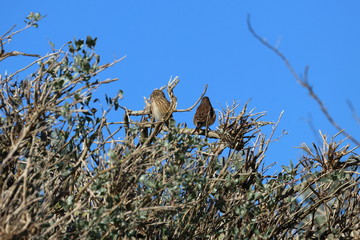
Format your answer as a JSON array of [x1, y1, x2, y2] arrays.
[[176, 84, 208, 112], [247, 14, 360, 147], [126, 83, 208, 117]]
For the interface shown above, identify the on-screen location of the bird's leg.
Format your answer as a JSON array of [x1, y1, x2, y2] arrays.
[[192, 127, 199, 135]]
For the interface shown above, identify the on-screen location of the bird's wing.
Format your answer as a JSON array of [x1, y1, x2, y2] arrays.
[[195, 105, 212, 122]]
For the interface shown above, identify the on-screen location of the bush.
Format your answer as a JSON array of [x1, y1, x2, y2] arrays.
[[0, 14, 359, 239]]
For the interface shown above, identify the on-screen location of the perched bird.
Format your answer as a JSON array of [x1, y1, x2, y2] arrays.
[[193, 96, 216, 131], [150, 89, 172, 121]]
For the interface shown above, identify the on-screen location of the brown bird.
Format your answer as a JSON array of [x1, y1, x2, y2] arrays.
[[150, 89, 172, 122], [193, 96, 216, 131]]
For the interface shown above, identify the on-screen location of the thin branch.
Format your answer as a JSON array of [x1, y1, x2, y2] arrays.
[[247, 14, 360, 147], [0, 51, 40, 62], [176, 83, 208, 112], [347, 99, 360, 124], [1, 24, 16, 39], [126, 83, 208, 117], [7, 51, 60, 79]]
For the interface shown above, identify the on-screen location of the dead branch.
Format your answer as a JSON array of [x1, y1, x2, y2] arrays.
[[0, 51, 40, 62], [125, 80, 208, 117], [247, 14, 360, 147]]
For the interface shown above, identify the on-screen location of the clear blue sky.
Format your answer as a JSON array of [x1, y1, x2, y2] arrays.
[[2, 1, 360, 171]]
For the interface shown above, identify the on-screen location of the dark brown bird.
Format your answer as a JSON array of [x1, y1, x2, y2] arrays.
[[150, 89, 172, 121], [193, 96, 216, 131]]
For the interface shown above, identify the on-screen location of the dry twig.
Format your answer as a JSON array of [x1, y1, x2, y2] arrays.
[[247, 14, 360, 147]]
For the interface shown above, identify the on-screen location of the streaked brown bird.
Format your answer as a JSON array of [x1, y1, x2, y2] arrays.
[[193, 96, 216, 131], [150, 89, 172, 121]]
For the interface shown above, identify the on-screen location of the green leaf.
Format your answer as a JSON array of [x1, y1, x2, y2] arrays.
[[86, 36, 97, 48], [75, 39, 84, 50], [66, 195, 74, 206]]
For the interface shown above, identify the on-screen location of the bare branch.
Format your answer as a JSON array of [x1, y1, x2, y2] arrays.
[[126, 82, 208, 117], [176, 83, 208, 112], [247, 14, 360, 147], [0, 51, 40, 62]]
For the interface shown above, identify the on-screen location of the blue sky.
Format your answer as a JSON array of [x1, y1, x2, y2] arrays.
[[1, 1, 360, 171]]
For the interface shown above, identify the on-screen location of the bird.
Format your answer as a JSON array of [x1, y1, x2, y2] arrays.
[[193, 96, 216, 132], [150, 89, 173, 122]]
